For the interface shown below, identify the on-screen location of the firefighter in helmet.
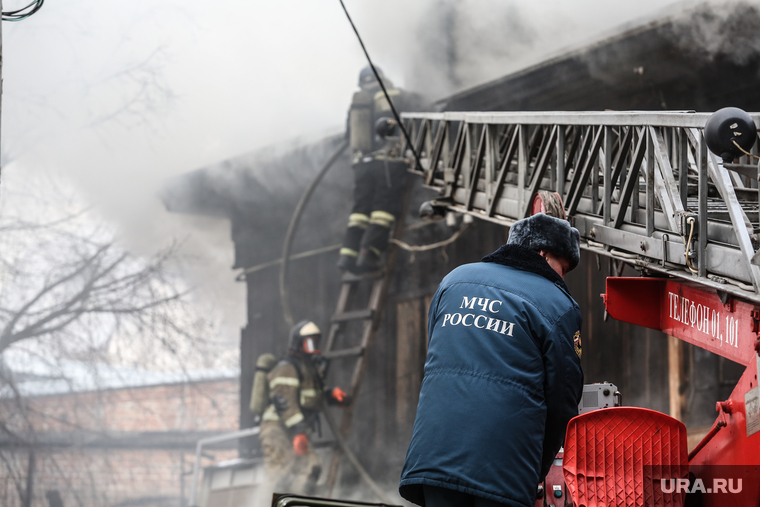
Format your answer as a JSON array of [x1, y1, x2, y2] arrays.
[[259, 321, 349, 495], [337, 66, 424, 273]]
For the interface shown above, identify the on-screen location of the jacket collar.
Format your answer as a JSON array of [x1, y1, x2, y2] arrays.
[[481, 244, 570, 293]]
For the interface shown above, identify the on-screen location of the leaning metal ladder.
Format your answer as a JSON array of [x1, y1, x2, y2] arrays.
[[321, 172, 416, 495], [402, 110, 760, 303]]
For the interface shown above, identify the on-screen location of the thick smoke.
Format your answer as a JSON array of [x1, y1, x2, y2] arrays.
[[0, 0, 714, 351], [353, 0, 692, 99], [406, 1, 536, 99], [670, 0, 760, 65]]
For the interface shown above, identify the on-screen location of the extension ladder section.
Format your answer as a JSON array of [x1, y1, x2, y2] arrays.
[[401, 111, 760, 304], [320, 179, 415, 495]]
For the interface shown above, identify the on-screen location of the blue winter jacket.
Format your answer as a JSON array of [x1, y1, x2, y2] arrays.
[[399, 244, 583, 507]]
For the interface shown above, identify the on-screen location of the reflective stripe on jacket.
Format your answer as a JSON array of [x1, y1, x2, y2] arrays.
[[264, 355, 326, 433]]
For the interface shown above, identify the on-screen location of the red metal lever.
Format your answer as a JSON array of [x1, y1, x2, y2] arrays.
[[688, 400, 730, 462]]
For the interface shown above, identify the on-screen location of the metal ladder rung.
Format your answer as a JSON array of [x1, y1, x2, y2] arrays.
[[322, 346, 365, 360], [312, 440, 338, 449], [331, 308, 374, 323], [340, 270, 385, 283]]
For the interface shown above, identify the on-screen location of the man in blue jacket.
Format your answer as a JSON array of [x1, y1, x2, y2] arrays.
[[399, 213, 584, 507]]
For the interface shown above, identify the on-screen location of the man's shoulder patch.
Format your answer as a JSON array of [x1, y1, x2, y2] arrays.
[[573, 331, 582, 360]]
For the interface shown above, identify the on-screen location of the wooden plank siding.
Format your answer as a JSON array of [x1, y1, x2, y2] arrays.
[[395, 298, 424, 430]]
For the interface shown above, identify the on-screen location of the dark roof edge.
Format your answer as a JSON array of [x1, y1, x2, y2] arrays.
[[434, 6, 684, 108]]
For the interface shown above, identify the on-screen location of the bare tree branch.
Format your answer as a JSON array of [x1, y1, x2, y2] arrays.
[[0, 244, 114, 349]]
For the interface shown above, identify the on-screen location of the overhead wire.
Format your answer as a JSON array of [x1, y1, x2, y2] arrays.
[[3, 0, 44, 21], [236, 244, 341, 281], [337, 0, 424, 172], [239, 219, 470, 282]]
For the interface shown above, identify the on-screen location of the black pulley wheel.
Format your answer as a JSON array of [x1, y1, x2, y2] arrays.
[[704, 107, 756, 163]]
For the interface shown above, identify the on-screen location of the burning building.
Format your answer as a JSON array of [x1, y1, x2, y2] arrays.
[[6, 2, 760, 507], [157, 0, 760, 501]]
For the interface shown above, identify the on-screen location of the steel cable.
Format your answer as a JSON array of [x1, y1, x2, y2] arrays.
[[337, 0, 424, 172]]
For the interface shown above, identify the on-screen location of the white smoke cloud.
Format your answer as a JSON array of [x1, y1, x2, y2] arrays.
[[1, 0, 717, 348], [350, 0, 696, 98]]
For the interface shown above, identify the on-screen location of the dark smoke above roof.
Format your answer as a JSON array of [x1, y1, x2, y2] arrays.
[[161, 134, 352, 269], [436, 2, 760, 113]]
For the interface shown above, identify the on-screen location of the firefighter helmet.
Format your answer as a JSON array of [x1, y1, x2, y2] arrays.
[[375, 116, 398, 139], [359, 65, 384, 88], [704, 107, 756, 163], [288, 320, 322, 354]]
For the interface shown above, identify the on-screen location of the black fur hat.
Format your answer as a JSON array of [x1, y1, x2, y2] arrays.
[[507, 213, 580, 271]]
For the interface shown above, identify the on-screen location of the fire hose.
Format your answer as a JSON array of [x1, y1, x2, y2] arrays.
[[322, 409, 393, 504], [279, 139, 348, 329]]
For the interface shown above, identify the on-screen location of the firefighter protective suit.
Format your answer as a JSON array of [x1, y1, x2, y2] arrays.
[[259, 321, 347, 496], [339, 69, 423, 273]]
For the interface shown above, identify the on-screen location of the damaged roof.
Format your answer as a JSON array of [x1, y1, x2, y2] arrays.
[[437, 3, 760, 112]]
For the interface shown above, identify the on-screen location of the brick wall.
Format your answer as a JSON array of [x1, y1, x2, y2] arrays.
[[0, 378, 239, 507]]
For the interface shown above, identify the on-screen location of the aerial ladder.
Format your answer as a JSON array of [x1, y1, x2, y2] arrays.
[[397, 109, 760, 507]]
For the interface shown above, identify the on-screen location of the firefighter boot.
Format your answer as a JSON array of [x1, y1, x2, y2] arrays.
[[336, 253, 357, 273], [356, 248, 383, 273], [338, 214, 369, 273]]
